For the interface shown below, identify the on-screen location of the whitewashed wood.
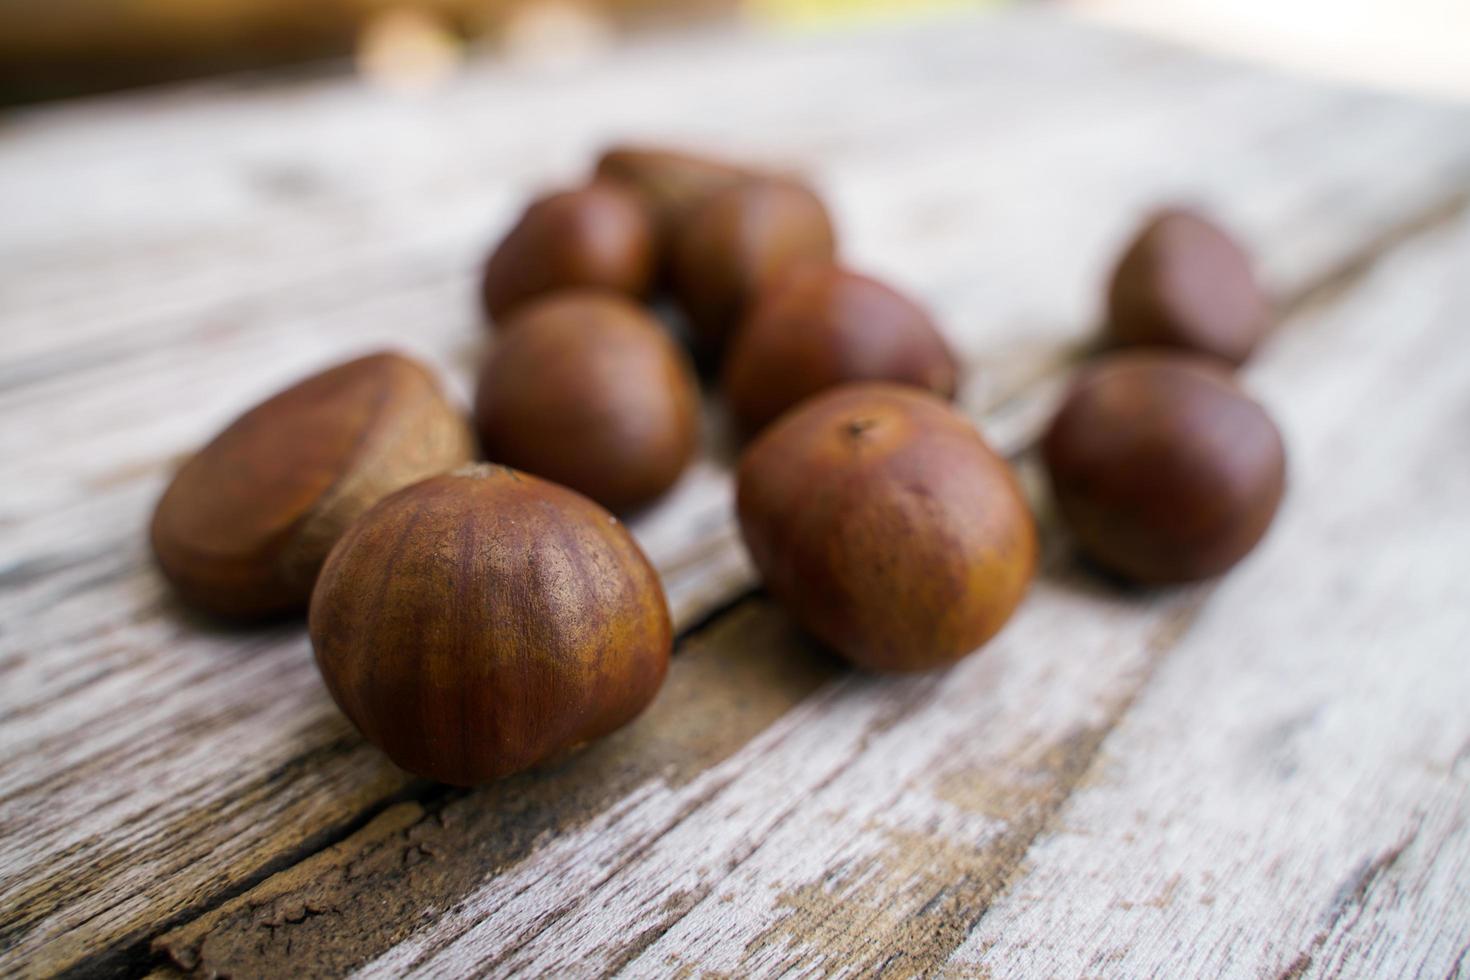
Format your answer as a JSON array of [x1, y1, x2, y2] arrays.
[[4, 8, 1470, 975], [944, 215, 1470, 980]]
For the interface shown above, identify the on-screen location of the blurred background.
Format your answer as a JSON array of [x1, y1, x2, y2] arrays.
[[2, 0, 1467, 106]]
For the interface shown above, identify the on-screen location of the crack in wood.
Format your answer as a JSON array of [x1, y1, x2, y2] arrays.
[[1274, 820, 1425, 980]]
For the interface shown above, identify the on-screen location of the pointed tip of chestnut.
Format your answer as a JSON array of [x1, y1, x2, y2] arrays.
[[736, 383, 1036, 673], [308, 465, 672, 785], [481, 183, 656, 323], [1042, 350, 1286, 584], [723, 262, 959, 435], [1105, 207, 1272, 365], [150, 351, 476, 620]]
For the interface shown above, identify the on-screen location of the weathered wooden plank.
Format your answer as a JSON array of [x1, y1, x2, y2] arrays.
[[4, 10, 1470, 975], [405, 201, 1470, 979], [149, 169, 1470, 980], [149, 603, 840, 978], [942, 216, 1470, 979]]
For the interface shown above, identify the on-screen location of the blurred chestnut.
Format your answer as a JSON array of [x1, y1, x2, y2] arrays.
[[1042, 351, 1286, 584], [150, 352, 475, 619], [737, 383, 1036, 672], [1106, 207, 1271, 365], [670, 176, 836, 354], [724, 262, 959, 434], [481, 183, 655, 323], [310, 465, 671, 785], [594, 145, 755, 266], [474, 290, 700, 513]]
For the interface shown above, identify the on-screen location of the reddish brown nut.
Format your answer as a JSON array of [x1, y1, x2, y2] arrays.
[[480, 183, 656, 323], [150, 352, 476, 619], [593, 145, 755, 265], [1043, 351, 1286, 584], [723, 263, 959, 434], [737, 383, 1036, 672], [1105, 207, 1272, 365], [474, 291, 700, 513], [309, 465, 671, 785], [670, 176, 836, 354]]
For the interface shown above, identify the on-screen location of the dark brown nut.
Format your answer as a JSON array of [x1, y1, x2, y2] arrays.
[[309, 465, 671, 785], [150, 352, 476, 620], [474, 291, 700, 513], [480, 183, 656, 323], [1105, 207, 1272, 365], [723, 262, 959, 434], [737, 383, 1036, 672], [1042, 351, 1286, 584], [670, 176, 836, 354], [593, 145, 755, 265]]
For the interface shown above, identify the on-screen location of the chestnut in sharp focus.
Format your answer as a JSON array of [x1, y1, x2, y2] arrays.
[[150, 352, 476, 619], [1042, 351, 1286, 584], [737, 383, 1036, 672], [1105, 207, 1271, 365], [670, 176, 836, 354], [594, 145, 755, 267], [474, 291, 700, 513], [724, 263, 959, 434], [481, 183, 655, 323], [309, 465, 672, 785]]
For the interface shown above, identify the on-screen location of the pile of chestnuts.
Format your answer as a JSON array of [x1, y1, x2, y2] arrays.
[[150, 144, 1284, 787]]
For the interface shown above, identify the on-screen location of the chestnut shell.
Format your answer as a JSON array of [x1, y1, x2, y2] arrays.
[[309, 465, 672, 786], [723, 263, 958, 434], [593, 145, 754, 264], [150, 352, 475, 619], [474, 291, 700, 513], [670, 177, 836, 354], [1105, 207, 1271, 365], [737, 383, 1036, 672], [1042, 351, 1286, 584], [481, 183, 656, 323]]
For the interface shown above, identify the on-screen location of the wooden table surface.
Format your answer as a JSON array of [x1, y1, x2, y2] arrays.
[[3, 9, 1469, 978]]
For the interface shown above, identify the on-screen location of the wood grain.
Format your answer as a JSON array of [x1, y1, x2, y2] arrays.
[[3, 8, 1470, 976]]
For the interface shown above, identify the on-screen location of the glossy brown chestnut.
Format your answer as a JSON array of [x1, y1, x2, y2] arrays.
[[309, 465, 671, 785], [1042, 351, 1286, 584], [670, 176, 836, 354], [480, 183, 656, 323], [593, 145, 754, 263], [150, 352, 476, 619], [474, 291, 700, 513], [737, 383, 1036, 672], [1105, 207, 1272, 365], [723, 263, 959, 434]]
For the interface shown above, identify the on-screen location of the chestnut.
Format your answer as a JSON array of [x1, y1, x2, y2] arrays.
[[309, 465, 671, 785], [737, 383, 1036, 672], [1042, 351, 1286, 584], [480, 183, 656, 323], [474, 291, 700, 513], [1105, 207, 1272, 365], [723, 262, 959, 434], [670, 176, 836, 354], [150, 352, 475, 619], [593, 145, 754, 264]]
